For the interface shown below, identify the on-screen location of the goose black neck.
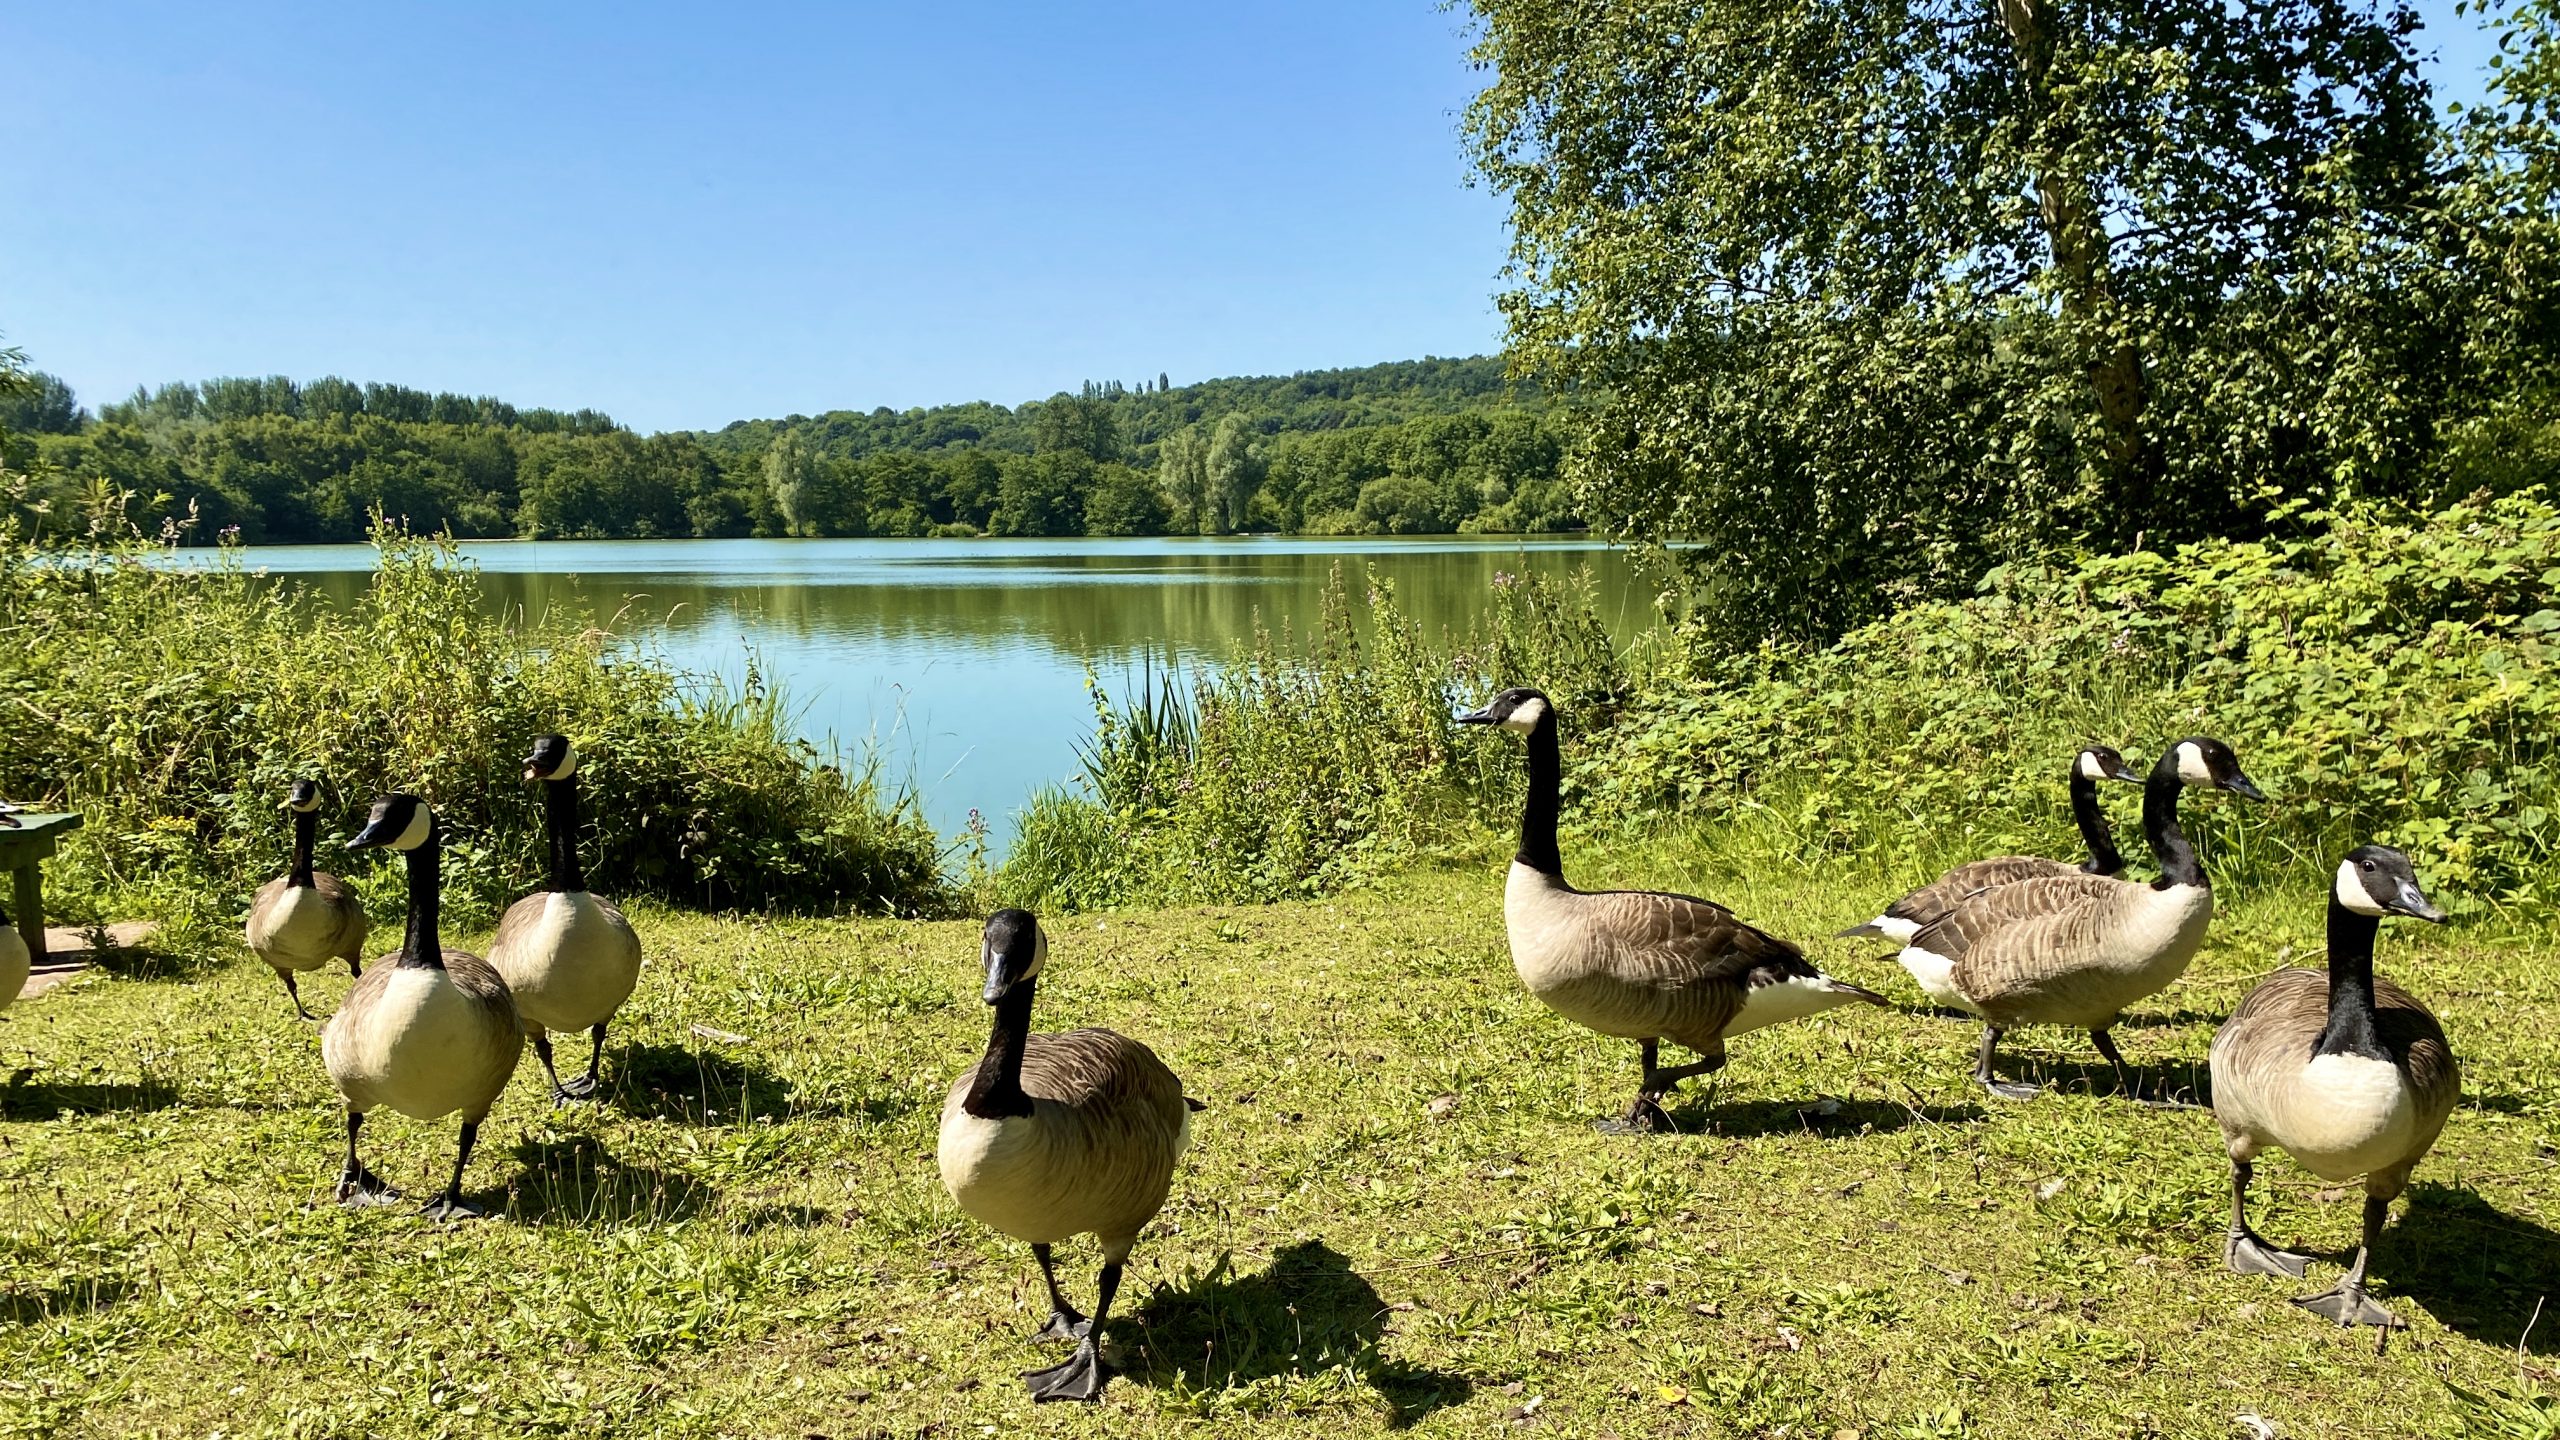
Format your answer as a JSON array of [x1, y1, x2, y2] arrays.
[[288, 810, 318, 888], [542, 777, 588, 894], [2069, 770, 2123, 875], [2316, 897, 2388, 1061], [397, 839, 445, 970], [2142, 752, 2204, 889], [1515, 714, 1564, 877], [962, 981, 1037, 1119]]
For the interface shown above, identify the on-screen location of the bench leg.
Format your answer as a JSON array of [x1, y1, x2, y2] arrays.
[[12, 865, 40, 967]]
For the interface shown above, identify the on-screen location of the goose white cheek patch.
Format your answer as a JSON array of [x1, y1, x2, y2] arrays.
[[551, 743, 580, 780], [388, 805, 433, 852], [2078, 753, 2104, 781], [2334, 862, 2390, 916], [2176, 741, 2212, 785], [1503, 698, 1550, 733]]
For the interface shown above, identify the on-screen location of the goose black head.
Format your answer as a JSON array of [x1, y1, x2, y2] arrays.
[[524, 734, 578, 783], [347, 793, 434, 853], [981, 908, 1047, 1003], [2166, 736, 2264, 800], [2335, 844, 2447, 923], [1456, 687, 1555, 735], [282, 778, 323, 813], [2077, 746, 2140, 784]]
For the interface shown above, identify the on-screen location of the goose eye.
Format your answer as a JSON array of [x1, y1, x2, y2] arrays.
[[2361, 860, 2375, 872]]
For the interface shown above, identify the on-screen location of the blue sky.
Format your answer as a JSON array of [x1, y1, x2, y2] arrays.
[[0, 1, 2512, 433]]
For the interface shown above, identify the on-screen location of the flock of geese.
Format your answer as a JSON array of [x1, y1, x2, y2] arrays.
[[79, 683, 2454, 1405]]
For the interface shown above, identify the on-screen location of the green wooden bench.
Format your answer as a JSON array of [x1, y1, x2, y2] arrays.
[[0, 813, 83, 965]]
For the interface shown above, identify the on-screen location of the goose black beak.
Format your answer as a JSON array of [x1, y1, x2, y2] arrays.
[[346, 820, 397, 850], [1455, 707, 1496, 726], [2394, 885, 2448, 924], [2107, 763, 2141, 784], [2225, 774, 2266, 802]]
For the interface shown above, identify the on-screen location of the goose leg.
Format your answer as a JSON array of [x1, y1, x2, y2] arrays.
[[2089, 1028, 2138, 1100], [2293, 1195, 2398, 1327], [552, 1021, 606, 1100], [1594, 1040, 1674, 1134], [335, 1109, 401, 1207], [1976, 1026, 2042, 1101], [531, 1029, 591, 1105], [2224, 1156, 2312, 1279], [1029, 1243, 1089, 1342], [1024, 1259, 1120, 1402], [280, 971, 316, 1023], [420, 1121, 490, 1222]]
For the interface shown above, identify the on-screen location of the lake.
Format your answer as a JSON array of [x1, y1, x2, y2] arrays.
[[210, 537, 1648, 852]]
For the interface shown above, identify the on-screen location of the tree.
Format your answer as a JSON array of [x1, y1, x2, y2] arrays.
[[0, 370, 84, 434], [1465, 0, 2444, 645], [1157, 425, 1211, 533], [763, 430, 822, 535], [1084, 462, 1171, 535], [1205, 413, 1263, 532]]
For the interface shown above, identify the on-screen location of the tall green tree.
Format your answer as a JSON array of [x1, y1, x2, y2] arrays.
[[763, 430, 822, 536], [1465, 0, 2445, 645], [1205, 412, 1263, 532]]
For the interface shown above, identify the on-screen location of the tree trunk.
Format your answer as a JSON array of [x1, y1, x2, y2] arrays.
[[1995, 0, 2157, 522]]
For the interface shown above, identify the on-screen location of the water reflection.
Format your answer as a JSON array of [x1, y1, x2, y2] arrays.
[[213, 537, 1646, 852]]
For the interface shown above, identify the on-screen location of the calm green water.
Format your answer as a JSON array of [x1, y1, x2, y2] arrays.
[[217, 537, 1648, 851]]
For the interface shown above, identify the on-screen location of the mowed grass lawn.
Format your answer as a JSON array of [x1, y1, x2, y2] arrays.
[[3, 856, 2557, 1439]]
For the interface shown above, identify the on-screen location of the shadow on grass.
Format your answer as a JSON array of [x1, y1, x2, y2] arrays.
[[1127, 1240, 1472, 1427], [1680, 1095, 1988, 1139], [504, 1133, 720, 1227], [606, 1041, 891, 1125], [0, 1077, 180, 1119], [0, 1276, 137, 1323], [2389, 1182, 2560, 1349]]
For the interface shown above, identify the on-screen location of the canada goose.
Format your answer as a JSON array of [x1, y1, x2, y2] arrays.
[[1839, 746, 2143, 943], [1458, 687, 1886, 1133], [323, 794, 523, 1221], [1898, 737, 2262, 1101], [938, 910, 1198, 1403], [244, 778, 370, 1019], [485, 736, 642, 1102], [2211, 845, 2457, 1329], [0, 903, 27, 1012]]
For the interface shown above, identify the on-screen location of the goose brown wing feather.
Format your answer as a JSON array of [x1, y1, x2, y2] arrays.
[[1580, 887, 1815, 986], [1888, 856, 2087, 930], [309, 872, 370, 959], [1920, 874, 2136, 1011]]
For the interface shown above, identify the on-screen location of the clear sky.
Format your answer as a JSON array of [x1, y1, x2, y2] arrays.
[[0, 1, 2511, 434]]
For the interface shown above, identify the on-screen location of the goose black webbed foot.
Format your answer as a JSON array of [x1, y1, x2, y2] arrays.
[[1982, 1078, 2044, 1102], [1022, 1338, 1114, 1403], [551, 1073, 599, 1103], [2293, 1281, 2397, 1328], [1593, 1094, 1672, 1135], [1032, 1306, 1091, 1343], [336, 1167, 402, 1208], [2225, 1231, 2314, 1280], [420, 1192, 490, 1223]]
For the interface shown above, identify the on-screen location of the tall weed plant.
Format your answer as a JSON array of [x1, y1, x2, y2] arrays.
[[1001, 564, 1628, 909], [0, 486, 946, 930]]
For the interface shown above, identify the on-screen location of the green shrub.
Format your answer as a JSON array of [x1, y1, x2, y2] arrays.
[[1602, 490, 2560, 914], [0, 491, 947, 929]]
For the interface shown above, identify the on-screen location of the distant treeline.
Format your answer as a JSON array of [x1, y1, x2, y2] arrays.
[[0, 357, 1579, 543]]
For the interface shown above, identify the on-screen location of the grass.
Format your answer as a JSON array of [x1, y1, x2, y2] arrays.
[[3, 845, 2559, 1439]]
